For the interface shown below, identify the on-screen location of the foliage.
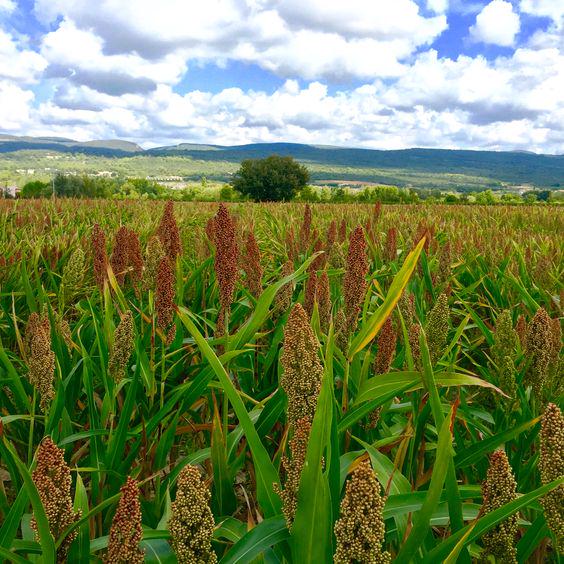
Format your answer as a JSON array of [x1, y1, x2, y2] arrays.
[[231, 155, 310, 201], [0, 199, 562, 563]]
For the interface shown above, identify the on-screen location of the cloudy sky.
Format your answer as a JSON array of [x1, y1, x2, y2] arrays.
[[0, 0, 563, 152]]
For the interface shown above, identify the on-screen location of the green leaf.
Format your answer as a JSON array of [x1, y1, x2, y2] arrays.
[[177, 308, 282, 517], [349, 236, 425, 358], [212, 399, 237, 516], [220, 516, 289, 564], [422, 478, 564, 563], [394, 406, 454, 564], [68, 473, 89, 563]]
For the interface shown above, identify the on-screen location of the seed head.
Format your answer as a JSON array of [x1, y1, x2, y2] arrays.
[[213, 204, 239, 336], [61, 247, 85, 302], [481, 450, 518, 563], [338, 218, 347, 244], [169, 465, 217, 564], [110, 226, 130, 285], [334, 461, 391, 564], [32, 437, 80, 563], [143, 235, 165, 292], [523, 307, 552, 399], [304, 270, 318, 317], [157, 201, 182, 260], [515, 314, 527, 350], [539, 403, 564, 551], [426, 293, 449, 365], [328, 242, 346, 270], [299, 204, 312, 252], [326, 220, 337, 251], [373, 316, 397, 375], [407, 323, 422, 371], [281, 303, 323, 426], [274, 417, 311, 529], [343, 226, 369, 334], [155, 256, 176, 344], [109, 311, 134, 382], [91, 223, 108, 289], [127, 229, 144, 284], [286, 227, 298, 262], [384, 227, 397, 263], [26, 312, 55, 411], [105, 477, 144, 564], [242, 231, 263, 299], [274, 260, 294, 316]]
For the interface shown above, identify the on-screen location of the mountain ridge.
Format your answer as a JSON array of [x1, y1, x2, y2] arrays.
[[1, 134, 563, 187]]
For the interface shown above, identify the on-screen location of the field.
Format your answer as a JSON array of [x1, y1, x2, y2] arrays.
[[0, 199, 563, 563]]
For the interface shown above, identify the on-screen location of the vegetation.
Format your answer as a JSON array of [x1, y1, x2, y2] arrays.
[[231, 155, 310, 201], [0, 199, 562, 563]]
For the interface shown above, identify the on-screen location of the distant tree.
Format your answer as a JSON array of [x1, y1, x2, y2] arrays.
[[231, 155, 310, 201], [21, 180, 50, 198]]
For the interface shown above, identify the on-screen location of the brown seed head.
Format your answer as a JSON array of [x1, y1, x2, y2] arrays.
[[105, 477, 144, 564], [243, 231, 263, 298], [155, 256, 176, 344], [343, 226, 369, 334], [326, 220, 337, 250], [384, 227, 397, 263], [317, 270, 331, 333], [110, 226, 130, 285], [142, 235, 165, 292], [92, 223, 108, 289], [299, 204, 312, 252], [373, 316, 397, 375], [32, 437, 80, 563], [157, 200, 182, 260]]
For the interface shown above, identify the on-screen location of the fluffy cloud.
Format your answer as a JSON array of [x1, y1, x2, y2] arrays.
[[0, 0, 15, 12], [0, 0, 562, 153], [520, 0, 564, 23], [0, 29, 47, 83], [470, 0, 520, 46], [34, 0, 446, 82]]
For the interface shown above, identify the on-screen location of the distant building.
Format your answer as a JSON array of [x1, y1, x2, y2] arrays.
[[1, 185, 19, 198]]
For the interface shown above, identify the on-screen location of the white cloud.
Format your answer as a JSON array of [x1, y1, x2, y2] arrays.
[[520, 0, 564, 24], [0, 0, 15, 13], [33, 0, 447, 82], [470, 0, 520, 46], [0, 29, 47, 83], [0, 80, 34, 130], [426, 0, 449, 14]]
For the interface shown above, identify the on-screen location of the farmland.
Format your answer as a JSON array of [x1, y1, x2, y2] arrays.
[[0, 199, 562, 563]]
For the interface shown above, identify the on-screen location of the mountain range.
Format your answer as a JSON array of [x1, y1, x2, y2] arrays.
[[1, 134, 562, 188]]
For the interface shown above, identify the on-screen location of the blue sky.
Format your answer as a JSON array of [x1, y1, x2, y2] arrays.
[[0, 0, 563, 153]]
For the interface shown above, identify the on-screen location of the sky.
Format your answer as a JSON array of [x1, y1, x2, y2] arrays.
[[0, 0, 563, 153]]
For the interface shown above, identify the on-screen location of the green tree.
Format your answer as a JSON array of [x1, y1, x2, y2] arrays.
[[231, 155, 310, 201], [21, 180, 50, 198]]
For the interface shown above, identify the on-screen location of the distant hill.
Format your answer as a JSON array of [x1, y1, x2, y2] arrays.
[[0, 135, 562, 188]]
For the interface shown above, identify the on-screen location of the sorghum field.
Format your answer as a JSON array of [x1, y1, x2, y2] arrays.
[[0, 199, 562, 563]]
